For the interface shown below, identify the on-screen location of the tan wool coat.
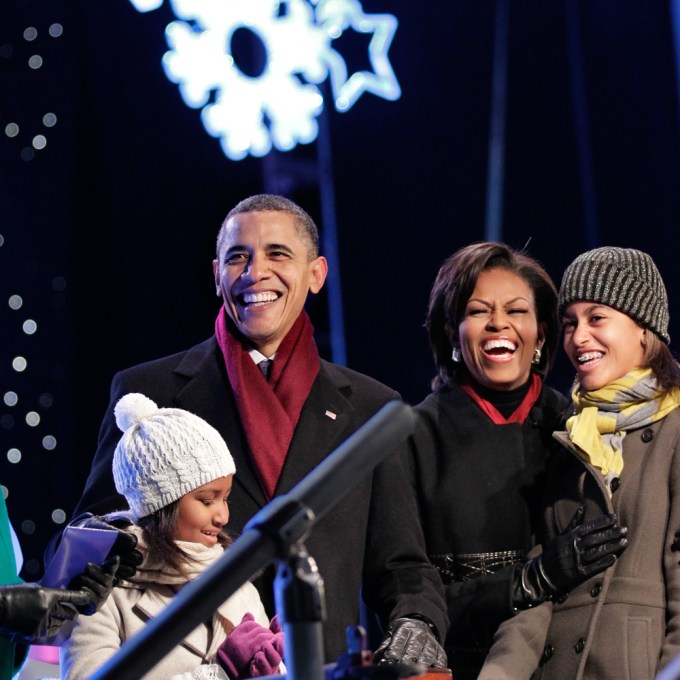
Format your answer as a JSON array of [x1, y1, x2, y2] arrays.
[[478, 408, 680, 680]]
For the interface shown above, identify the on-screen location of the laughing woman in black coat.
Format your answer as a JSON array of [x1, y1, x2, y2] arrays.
[[408, 243, 627, 679]]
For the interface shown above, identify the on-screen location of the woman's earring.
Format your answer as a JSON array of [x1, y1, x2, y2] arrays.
[[532, 348, 542, 365], [452, 347, 461, 363]]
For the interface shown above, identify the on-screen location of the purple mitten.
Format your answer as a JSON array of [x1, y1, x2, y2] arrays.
[[269, 614, 282, 636], [217, 612, 284, 679], [250, 638, 284, 677]]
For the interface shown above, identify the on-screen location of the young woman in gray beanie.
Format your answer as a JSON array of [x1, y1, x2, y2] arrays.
[[60, 393, 284, 680], [478, 246, 680, 680]]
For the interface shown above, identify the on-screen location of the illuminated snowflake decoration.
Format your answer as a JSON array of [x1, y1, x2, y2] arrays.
[[128, 0, 400, 160]]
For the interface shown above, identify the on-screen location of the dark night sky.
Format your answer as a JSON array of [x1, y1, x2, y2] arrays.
[[2, 0, 679, 576]]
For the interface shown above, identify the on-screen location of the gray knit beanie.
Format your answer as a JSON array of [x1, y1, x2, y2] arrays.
[[558, 246, 670, 343], [112, 393, 236, 519]]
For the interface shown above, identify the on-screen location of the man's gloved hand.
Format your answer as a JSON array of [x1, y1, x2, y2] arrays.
[[216, 612, 284, 679], [69, 513, 143, 582], [67, 556, 120, 615], [0, 583, 90, 642], [513, 507, 628, 609], [372, 617, 447, 668]]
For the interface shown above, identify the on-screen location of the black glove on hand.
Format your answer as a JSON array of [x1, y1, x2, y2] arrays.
[[0, 583, 90, 642], [373, 617, 447, 668], [67, 556, 120, 615], [671, 529, 680, 562], [70, 513, 143, 582], [513, 507, 628, 609]]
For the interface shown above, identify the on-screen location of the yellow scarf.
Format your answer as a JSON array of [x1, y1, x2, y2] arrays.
[[566, 368, 679, 493]]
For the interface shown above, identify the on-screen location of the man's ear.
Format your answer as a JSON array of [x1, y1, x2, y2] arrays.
[[309, 256, 328, 294], [212, 259, 221, 296]]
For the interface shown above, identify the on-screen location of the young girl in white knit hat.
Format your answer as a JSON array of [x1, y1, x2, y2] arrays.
[[60, 393, 284, 680]]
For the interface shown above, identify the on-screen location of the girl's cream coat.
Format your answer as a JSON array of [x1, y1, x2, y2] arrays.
[[60, 535, 270, 680]]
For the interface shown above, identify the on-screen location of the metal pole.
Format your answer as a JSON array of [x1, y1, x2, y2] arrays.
[[316, 98, 347, 366], [565, 0, 599, 248], [485, 0, 510, 242]]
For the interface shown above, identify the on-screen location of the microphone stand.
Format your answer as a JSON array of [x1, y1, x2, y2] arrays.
[[244, 493, 326, 680], [274, 543, 325, 680]]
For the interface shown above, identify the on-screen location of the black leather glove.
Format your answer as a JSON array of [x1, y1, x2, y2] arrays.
[[513, 507, 628, 609], [67, 556, 120, 615], [372, 617, 447, 668], [671, 529, 680, 561], [70, 513, 143, 582], [0, 583, 90, 642]]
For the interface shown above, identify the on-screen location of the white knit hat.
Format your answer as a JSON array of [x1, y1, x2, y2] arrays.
[[112, 393, 236, 519]]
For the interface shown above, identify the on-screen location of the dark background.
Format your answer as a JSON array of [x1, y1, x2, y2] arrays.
[[2, 0, 679, 578]]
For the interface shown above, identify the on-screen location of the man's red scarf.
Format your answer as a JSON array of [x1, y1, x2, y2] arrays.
[[460, 372, 542, 425], [215, 307, 320, 499]]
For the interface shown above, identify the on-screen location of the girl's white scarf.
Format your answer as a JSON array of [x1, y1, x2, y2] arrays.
[[122, 525, 231, 660]]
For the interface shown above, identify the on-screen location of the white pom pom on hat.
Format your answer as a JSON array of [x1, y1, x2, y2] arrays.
[[114, 392, 158, 432], [112, 393, 236, 520]]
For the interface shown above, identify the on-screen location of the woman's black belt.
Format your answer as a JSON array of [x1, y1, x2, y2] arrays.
[[429, 550, 524, 583]]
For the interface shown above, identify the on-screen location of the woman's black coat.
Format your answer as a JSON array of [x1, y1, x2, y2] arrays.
[[408, 380, 567, 678]]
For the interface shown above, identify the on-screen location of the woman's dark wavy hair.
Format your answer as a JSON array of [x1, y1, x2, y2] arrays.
[[426, 242, 560, 391], [137, 501, 233, 578]]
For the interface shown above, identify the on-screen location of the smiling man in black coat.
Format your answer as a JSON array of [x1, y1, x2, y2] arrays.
[[50, 194, 448, 666]]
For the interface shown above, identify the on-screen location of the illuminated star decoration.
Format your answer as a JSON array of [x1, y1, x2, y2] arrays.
[[127, 0, 401, 159], [315, 0, 400, 112]]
